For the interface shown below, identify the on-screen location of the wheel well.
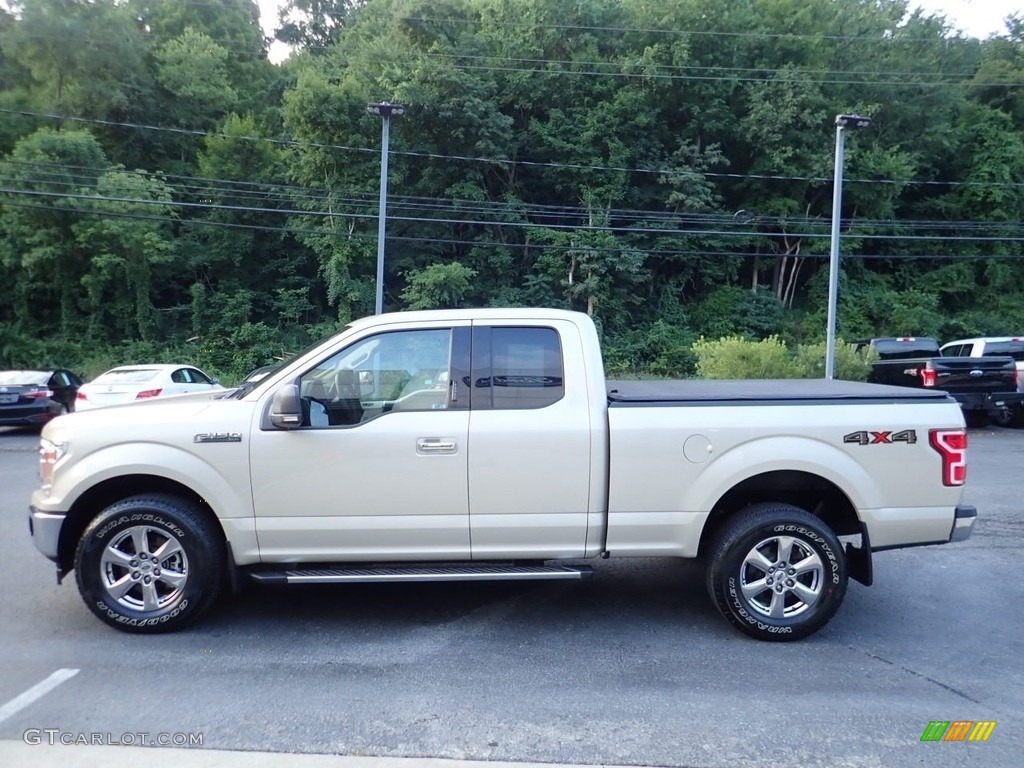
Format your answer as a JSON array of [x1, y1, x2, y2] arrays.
[[57, 474, 222, 573], [698, 470, 860, 557]]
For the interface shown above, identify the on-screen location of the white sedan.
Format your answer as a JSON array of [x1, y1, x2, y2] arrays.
[[76, 364, 224, 411]]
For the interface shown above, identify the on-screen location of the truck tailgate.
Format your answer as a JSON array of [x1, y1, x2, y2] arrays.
[[929, 357, 1017, 394]]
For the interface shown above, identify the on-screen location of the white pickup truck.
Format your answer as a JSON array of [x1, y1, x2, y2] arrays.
[[29, 309, 976, 641]]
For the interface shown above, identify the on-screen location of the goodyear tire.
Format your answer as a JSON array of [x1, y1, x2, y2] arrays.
[[74, 495, 224, 633], [706, 504, 847, 642]]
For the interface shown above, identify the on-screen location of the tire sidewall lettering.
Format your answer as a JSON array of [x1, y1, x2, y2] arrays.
[[95, 512, 186, 541], [96, 598, 190, 626]]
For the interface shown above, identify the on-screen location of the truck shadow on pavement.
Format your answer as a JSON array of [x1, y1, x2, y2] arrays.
[[210, 558, 722, 638]]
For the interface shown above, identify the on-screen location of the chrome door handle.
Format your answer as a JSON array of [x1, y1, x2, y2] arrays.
[[416, 438, 457, 454]]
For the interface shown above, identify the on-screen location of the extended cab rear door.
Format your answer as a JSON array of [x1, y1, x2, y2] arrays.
[[466, 320, 593, 558]]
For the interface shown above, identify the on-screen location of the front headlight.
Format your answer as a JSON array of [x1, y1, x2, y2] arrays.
[[39, 438, 68, 491]]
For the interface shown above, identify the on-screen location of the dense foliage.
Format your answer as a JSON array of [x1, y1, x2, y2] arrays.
[[1, 0, 1022, 381]]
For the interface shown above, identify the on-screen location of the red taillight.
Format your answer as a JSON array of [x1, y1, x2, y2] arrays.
[[27, 389, 53, 399], [930, 429, 967, 486], [920, 367, 937, 387], [76, 391, 87, 400], [135, 388, 163, 399]]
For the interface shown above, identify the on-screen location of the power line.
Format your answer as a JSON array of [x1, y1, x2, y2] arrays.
[[3, 198, 1020, 261], [4, 162, 1022, 235], [3, 186, 1021, 244], [4, 108, 1024, 190]]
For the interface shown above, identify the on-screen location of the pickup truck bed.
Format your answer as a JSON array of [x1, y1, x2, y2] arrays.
[[608, 379, 954, 404]]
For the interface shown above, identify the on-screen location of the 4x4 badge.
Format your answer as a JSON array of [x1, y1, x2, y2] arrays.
[[843, 430, 917, 445]]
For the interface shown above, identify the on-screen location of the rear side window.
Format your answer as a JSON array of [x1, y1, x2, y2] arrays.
[[185, 368, 215, 384], [872, 339, 940, 360], [983, 342, 1024, 362], [93, 369, 160, 384], [0, 371, 48, 386], [474, 327, 564, 409]]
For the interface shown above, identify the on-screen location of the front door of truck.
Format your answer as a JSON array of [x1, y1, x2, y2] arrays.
[[249, 324, 472, 561], [466, 322, 592, 558]]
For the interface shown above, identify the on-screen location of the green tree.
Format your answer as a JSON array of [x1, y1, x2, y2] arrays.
[[0, 128, 108, 335], [74, 170, 178, 341], [1, 0, 149, 117], [401, 262, 478, 309], [153, 28, 239, 129]]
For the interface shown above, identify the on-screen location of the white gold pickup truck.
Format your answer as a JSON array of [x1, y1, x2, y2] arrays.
[[29, 309, 976, 641]]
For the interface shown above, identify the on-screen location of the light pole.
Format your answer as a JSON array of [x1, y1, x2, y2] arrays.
[[367, 101, 404, 315], [824, 113, 871, 379]]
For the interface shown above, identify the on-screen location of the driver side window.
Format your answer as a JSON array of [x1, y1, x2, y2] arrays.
[[298, 328, 453, 428]]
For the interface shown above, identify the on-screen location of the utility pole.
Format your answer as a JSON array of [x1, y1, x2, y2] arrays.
[[825, 114, 871, 379], [367, 102, 405, 315]]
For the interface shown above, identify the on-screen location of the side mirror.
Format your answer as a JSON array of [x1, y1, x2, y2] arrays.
[[269, 384, 303, 429]]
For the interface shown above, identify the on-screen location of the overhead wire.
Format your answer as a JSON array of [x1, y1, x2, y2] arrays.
[[2, 186, 1021, 244], [2, 198, 1018, 261], [3, 108, 1024, 191]]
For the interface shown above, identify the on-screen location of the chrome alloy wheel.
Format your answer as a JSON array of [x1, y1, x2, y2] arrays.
[[739, 534, 823, 619], [99, 525, 189, 611]]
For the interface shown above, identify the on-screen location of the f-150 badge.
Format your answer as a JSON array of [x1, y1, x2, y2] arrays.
[[194, 432, 242, 443]]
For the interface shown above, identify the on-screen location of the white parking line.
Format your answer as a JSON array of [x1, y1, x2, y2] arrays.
[[0, 669, 79, 724]]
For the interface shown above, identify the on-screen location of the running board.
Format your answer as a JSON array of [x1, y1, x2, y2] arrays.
[[250, 563, 593, 585]]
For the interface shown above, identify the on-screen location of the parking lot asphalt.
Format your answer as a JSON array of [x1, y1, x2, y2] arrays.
[[3, 741, 646, 768], [1, 423, 1021, 768]]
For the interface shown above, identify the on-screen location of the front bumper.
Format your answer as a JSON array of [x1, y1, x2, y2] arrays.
[[949, 504, 976, 543], [28, 506, 66, 562]]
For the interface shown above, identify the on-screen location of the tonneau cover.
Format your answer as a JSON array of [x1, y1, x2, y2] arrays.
[[607, 378, 955, 405]]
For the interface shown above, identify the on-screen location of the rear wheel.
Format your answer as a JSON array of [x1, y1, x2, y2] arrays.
[[74, 495, 224, 633], [993, 404, 1024, 428], [705, 503, 847, 641]]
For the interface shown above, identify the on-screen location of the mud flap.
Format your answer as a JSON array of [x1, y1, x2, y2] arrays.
[[845, 526, 873, 586]]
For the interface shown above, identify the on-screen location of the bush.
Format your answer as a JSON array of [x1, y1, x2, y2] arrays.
[[603, 320, 697, 378], [790, 340, 877, 381], [692, 336, 877, 381], [693, 335, 794, 379]]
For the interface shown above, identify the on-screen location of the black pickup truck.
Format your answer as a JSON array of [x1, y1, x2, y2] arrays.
[[859, 337, 1024, 427]]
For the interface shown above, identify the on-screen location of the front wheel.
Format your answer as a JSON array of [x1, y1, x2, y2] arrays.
[[74, 495, 224, 633], [705, 504, 847, 641]]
